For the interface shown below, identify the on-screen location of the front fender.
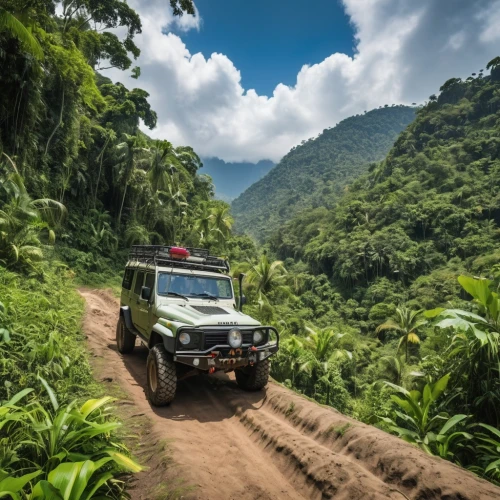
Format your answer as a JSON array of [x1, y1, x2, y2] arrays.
[[151, 323, 176, 353], [120, 306, 134, 331]]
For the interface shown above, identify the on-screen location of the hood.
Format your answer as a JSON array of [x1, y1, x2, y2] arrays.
[[155, 302, 261, 327]]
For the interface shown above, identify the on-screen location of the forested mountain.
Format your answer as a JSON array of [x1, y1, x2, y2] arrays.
[[270, 65, 500, 313], [231, 106, 416, 242], [201, 157, 274, 201]]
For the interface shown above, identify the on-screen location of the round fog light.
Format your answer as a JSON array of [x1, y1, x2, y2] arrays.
[[193, 358, 200, 366], [179, 332, 191, 345], [228, 328, 243, 348], [253, 330, 264, 344]]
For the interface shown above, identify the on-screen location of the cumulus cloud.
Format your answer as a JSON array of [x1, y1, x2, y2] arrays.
[[104, 0, 500, 163]]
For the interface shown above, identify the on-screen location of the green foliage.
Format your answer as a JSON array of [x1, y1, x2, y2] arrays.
[[375, 374, 472, 460], [0, 388, 141, 499], [233, 106, 416, 242]]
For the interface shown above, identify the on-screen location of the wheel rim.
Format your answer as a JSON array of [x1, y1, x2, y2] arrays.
[[148, 357, 158, 393]]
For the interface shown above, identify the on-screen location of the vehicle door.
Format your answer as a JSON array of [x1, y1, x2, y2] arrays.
[[131, 270, 146, 333], [138, 272, 156, 340], [120, 268, 135, 307]]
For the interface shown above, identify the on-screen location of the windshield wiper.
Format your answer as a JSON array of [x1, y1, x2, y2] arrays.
[[192, 292, 219, 301], [167, 291, 189, 301]]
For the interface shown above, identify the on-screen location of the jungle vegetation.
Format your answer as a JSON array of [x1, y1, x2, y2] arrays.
[[2, 0, 500, 492], [235, 59, 500, 485]]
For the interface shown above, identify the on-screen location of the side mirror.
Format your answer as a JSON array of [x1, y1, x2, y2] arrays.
[[141, 286, 151, 301]]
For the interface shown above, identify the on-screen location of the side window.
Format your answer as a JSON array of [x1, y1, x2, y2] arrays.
[[122, 269, 134, 290], [133, 271, 145, 295], [145, 273, 155, 292]]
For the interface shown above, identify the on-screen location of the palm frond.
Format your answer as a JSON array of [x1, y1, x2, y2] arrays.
[[0, 8, 44, 60]]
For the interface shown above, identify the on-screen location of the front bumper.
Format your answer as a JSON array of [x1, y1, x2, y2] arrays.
[[173, 326, 279, 371]]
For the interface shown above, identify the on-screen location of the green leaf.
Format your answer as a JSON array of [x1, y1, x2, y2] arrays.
[[0, 470, 42, 493], [30, 480, 64, 500], [485, 459, 500, 473], [439, 414, 468, 436], [458, 276, 492, 307], [431, 373, 450, 401], [5, 388, 34, 406], [478, 423, 500, 440], [0, 491, 20, 500], [102, 450, 142, 472], [424, 307, 445, 318], [0, 8, 44, 60], [79, 397, 115, 419], [37, 375, 59, 411]]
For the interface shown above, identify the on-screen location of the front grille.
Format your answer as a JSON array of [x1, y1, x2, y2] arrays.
[[203, 329, 253, 349], [190, 306, 229, 315]]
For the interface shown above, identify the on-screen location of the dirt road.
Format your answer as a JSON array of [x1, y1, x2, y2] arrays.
[[80, 288, 500, 500]]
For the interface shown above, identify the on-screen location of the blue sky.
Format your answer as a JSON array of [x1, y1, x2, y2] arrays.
[[106, 0, 500, 162], [179, 0, 354, 95]]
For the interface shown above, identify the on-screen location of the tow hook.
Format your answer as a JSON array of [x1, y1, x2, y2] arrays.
[[209, 367, 216, 374], [250, 346, 258, 352]]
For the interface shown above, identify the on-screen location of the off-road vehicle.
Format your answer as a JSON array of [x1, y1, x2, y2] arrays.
[[116, 245, 279, 406]]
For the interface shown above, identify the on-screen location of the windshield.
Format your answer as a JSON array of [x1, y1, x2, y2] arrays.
[[158, 273, 233, 299]]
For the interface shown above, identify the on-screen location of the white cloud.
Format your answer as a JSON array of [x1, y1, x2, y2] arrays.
[[104, 0, 500, 163]]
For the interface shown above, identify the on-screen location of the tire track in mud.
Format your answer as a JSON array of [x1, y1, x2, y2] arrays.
[[79, 288, 500, 500]]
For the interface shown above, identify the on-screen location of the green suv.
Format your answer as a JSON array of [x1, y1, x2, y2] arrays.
[[116, 245, 279, 406]]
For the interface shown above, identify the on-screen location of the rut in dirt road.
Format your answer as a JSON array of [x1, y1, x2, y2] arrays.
[[80, 288, 500, 500]]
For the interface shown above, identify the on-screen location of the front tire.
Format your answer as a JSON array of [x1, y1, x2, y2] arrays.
[[146, 345, 177, 406], [236, 359, 270, 391], [116, 316, 135, 354]]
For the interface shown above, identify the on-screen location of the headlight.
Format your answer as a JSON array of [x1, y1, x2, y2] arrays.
[[179, 332, 191, 345], [228, 328, 242, 348], [253, 330, 264, 344]]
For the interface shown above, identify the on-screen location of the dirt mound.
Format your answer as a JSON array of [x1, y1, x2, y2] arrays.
[[79, 288, 500, 500]]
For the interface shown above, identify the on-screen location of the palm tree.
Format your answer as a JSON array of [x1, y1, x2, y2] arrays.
[[376, 306, 426, 362], [247, 254, 287, 296], [377, 355, 404, 386], [210, 204, 233, 244], [147, 140, 181, 193], [0, 174, 65, 268], [195, 202, 212, 242], [114, 134, 148, 229], [300, 327, 351, 404], [0, 8, 44, 60], [281, 336, 305, 385]]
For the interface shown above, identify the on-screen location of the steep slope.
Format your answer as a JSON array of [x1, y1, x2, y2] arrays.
[[271, 69, 500, 316], [201, 158, 274, 201], [231, 106, 416, 242]]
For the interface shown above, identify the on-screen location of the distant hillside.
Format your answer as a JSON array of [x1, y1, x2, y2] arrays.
[[201, 158, 274, 201], [231, 106, 416, 242]]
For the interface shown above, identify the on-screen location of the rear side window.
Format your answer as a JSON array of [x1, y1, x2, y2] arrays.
[[122, 269, 134, 290], [133, 271, 145, 295], [145, 273, 155, 292]]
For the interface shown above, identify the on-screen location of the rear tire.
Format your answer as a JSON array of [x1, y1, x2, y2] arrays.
[[116, 316, 135, 354], [236, 359, 270, 391], [146, 345, 177, 406]]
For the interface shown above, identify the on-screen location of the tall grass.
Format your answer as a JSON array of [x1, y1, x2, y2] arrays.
[[0, 265, 98, 404], [0, 265, 142, 498]]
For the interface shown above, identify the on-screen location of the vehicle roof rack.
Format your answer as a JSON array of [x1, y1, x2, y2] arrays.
[[128, 245, 230, 273]]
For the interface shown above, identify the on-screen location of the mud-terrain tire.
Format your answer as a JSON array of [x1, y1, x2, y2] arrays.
[[235, 359, 270, 391], [146, 344, 177, 406], [116, 316, 135, 354]]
